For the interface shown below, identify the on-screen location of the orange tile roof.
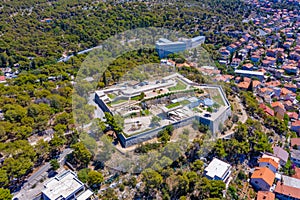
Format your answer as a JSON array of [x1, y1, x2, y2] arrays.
[[281, 88, 293, 95], [252, 80, 261, 88], [271, 101, 284, 109], [257, 191, 275, 200], [293, 167, 300, 179], [265, 81, 281, 87], [238, 81, 250, 89], [291, 138, 300, 147], [275, 182, 300, 199], [258, 158, 279, 169], [292, 120, 300, 127], [251, 167, 275, 187]]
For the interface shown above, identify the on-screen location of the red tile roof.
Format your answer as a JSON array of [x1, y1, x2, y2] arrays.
[[251, 167, 275, 187], [271, 101, 284, 109], [257, 191, 275, 200], [292, 120, 300, 127], [275, 181, 300, 199], [291, 138, 300, 147]]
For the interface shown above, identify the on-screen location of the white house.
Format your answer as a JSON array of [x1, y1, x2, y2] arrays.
[[42, 170, 93, 200], [204, 158, 232, 183]]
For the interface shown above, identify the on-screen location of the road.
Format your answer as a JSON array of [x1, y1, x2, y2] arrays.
[[13, 148, 73, 200]]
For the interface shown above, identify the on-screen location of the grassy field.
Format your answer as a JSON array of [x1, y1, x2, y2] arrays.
[[107, 93, 116, 99], [180, 100, 191, 106], [168, 81, 187, 91], [206, 88, 225, 106], [111, 98, 128, 105], [166, 102, 181, 109]]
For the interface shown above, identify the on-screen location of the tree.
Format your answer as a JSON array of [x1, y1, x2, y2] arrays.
[[50, 159, 60, 171], [151, 116, 161, 127], [0, 188, 12, 200], [87, 170, 104, 187], [78, 168, 91, 183], [71, 142, 92, 167], [142, 168, 163, 190]]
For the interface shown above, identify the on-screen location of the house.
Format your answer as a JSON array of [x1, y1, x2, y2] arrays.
[[271, 102, 285, 120], [252, 80, 261, 90], [242, 63, 254, 70], [257, 191, 275, 200], [219, 47, 231, 59], [281, 175, 300, 189], [287, 112, 299, 121], [259, 103, 274, 117], [251, 54, 261, 63], [42, 170, 94, 200], [258, 157, 279, 173], [204, 158, 232, 183], [231, 58, 241, 68], [291, 120, 300, 134], [291, 138, 300, 150], [237, 81, 250, 90], [284, 83, 297, 93], [227, 44, 237, 53], [282, 65, 299, 75], [250, 167, 275, 191], [290, 149, 300, 166], [273, 146, 289, 166], [275, 181, 300, 200], [283, 100, 293, 111], [0, 76, 5, 83], [293, 167, 300, 179]]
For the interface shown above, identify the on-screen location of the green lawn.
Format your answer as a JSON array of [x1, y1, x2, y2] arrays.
[[166, 102, 181, 109], [206, 88, 225, 106], [111, 98, 128, 105], [131, 95, 141, 101], [107, 93, 116, 99], [168, 81, 187, 91], [180, 100, 190, 106]]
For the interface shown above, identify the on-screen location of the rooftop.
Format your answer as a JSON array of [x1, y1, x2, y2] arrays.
[[291, 138, 300, 147], [204, 158, 231, 180], [251, 167, 275, 186], [282, 175, 300, 189], [256, 191, 275, 200], [42, 170, 85, 200], [275, 181, 300, 199], [235, 69, 264, 76]]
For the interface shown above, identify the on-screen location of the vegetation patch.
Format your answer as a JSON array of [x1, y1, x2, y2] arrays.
[[166, 102, 181, 109], [168, 80, 187, 91]]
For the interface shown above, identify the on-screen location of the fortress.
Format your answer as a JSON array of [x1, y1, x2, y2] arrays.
[[95, 73, 231, 147]]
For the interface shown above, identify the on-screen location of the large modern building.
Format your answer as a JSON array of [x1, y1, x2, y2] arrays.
[[235, 69, 265, 81], [42, 170, 93, 200], [94, 73, 231, 148], [155, 36, 205, 58]]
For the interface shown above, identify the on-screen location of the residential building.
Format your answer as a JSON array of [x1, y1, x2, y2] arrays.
[[204, 158, 232, 183], [273, 147, 289, 166], [259, 104, 274, 117], [291, 149, 300, 166], [275, 181, 300, 200], [271, 102, 285, 120], [42, 170, 94, 200], [291, 138, 300, 150], [258, 157, 279, 173], [250, 167, 275, 191], [257, 191, 275, 200], [291, 120, 300, 134], [235, 70, 265, 81]]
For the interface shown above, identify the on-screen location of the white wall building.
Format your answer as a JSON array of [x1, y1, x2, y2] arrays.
[[204, 158, 232, 183], [42, 170, 93, 200]]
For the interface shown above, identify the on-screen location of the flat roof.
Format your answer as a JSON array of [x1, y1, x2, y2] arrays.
[[282, 175, 300, 189], [42, 170, 83, 200], [205, 158, 231, 179], [77, 189, 94, 200], [235, 69, 264, 76]]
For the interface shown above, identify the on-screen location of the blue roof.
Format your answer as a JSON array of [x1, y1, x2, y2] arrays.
[[203, 98, 214, 106]]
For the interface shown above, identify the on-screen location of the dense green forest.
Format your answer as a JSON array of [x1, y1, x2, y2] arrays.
[[0, 0, 259, 198], [0, 0, 254, 69]]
